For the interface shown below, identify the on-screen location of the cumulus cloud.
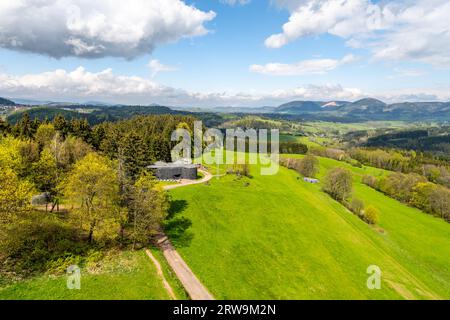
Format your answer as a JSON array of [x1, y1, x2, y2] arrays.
[[0, 67, 185, 106], [0, 66, 367, 106], [0, 0, 216, 59], [148, 60, 178, 78], [250, 54, 356, 76], [378, 88, 450, 103], [1, 67, 447, 106], [266, 0, 450, 66]]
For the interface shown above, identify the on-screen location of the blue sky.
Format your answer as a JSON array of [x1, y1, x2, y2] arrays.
[[0, 0, 449, 106]]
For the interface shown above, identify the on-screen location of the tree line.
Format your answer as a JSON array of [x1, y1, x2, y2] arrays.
[[300, 142, 450, 189], [350, 148, 450, 188], [363, 172, 450, 222]]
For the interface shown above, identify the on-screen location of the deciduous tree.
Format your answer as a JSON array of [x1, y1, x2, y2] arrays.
[[129, 172, 169, 248], [63, 153, 120, 243], [0, 167, 34, 224], [298, 155, 319, 178], [323, 168, 352, 202]]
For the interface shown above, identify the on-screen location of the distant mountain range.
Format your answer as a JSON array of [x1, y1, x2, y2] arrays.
[[273, 98, 450, 121], [0, 97, 16, 106], [173, 98, 450, 121], [2, 96, 449, 122], [173, 105, 277, 114]]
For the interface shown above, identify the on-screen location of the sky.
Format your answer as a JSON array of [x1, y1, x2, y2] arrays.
[[0, 0, 450, 107]]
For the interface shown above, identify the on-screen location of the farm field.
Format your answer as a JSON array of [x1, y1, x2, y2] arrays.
[[301, 121, 418, 135], [280, 134, 327, 148], [0, 250, 187, 300], [166, 158, 450, 299]]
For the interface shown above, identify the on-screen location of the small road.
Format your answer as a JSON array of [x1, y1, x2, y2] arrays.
[[163, 169, 213, 190], [157, 169, 215, 300]]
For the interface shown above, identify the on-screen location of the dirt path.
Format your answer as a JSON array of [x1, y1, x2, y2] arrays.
[[145, 249, 177, 300], [155, 235, 214, 300], [156, 168, 215, 300], [163, 169, 213, 190]]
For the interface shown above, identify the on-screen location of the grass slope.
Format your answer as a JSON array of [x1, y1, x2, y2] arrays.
[[0, 250, 180, 300], [166, 159, 450, 299]]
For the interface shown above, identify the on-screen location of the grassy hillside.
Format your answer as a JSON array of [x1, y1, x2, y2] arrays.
[[0, 250, 186, 300], [166, 158, 450, 299]]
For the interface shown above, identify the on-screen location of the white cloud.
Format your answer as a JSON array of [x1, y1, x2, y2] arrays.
[[0, 0, 216, 59], [0, 67, 184, 104], [378, 88, 450, 103], [265, 0, 388, 49], [148, 60, 178, 78], [270, 84, 364, 101], [0, 67, 366, 106], [250, 54, 356, 76], [1, 67, 448, 106], [220, 0, 251, 5], [386, 68, 427, 79], [266, 0, 450, 66]]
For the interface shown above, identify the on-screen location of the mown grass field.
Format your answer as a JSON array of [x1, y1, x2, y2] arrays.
[[0, 250, 187, 300], [280, 134, 327, 148], [167, 157, 450, 299], [301, 121, 415, 135]]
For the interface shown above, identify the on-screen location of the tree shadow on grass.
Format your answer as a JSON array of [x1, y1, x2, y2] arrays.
[[167, 199, 188, 220], [164, 199, 194, 248]]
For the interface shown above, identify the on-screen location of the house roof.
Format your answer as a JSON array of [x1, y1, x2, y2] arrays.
[[148, 159, 197, 169]]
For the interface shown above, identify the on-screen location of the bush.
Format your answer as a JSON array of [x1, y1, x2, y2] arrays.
[[364, 206, 380, 225], [0, 213, 86, 276], [280, 158, 300, 170], [279, 142, 308, 155], [228, 163, 251, 178], [349, 198, 364, 216], [362, 175, 378, 188]]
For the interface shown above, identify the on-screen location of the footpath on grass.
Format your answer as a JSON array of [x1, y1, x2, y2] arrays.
[[145, 249, 177, 300], [154, 169, 215, 300]]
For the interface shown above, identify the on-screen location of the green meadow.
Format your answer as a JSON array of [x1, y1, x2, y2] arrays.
[[2, 154, 449, 300], [0, 250, 186, 300], [166, 157, 450, 299]]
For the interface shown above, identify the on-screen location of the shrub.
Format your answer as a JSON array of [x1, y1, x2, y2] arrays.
[[362, 175, 378, 188], [349, 198, 364, 216], [279, 142, 308, 155], [364, 206, 380, 225], [228, 163, 251, 177], [0, 213, 85, 276]]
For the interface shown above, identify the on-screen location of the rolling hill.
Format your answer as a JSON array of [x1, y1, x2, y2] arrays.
[[0, 97, 15, 106], [6, 105, 182, 125], [273, 98, 450, 121], [166, 158, 450, 299], [276, 101, 324, 113]]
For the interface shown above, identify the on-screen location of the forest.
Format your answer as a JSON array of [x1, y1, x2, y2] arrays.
[[0, 113, 198, 283]]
